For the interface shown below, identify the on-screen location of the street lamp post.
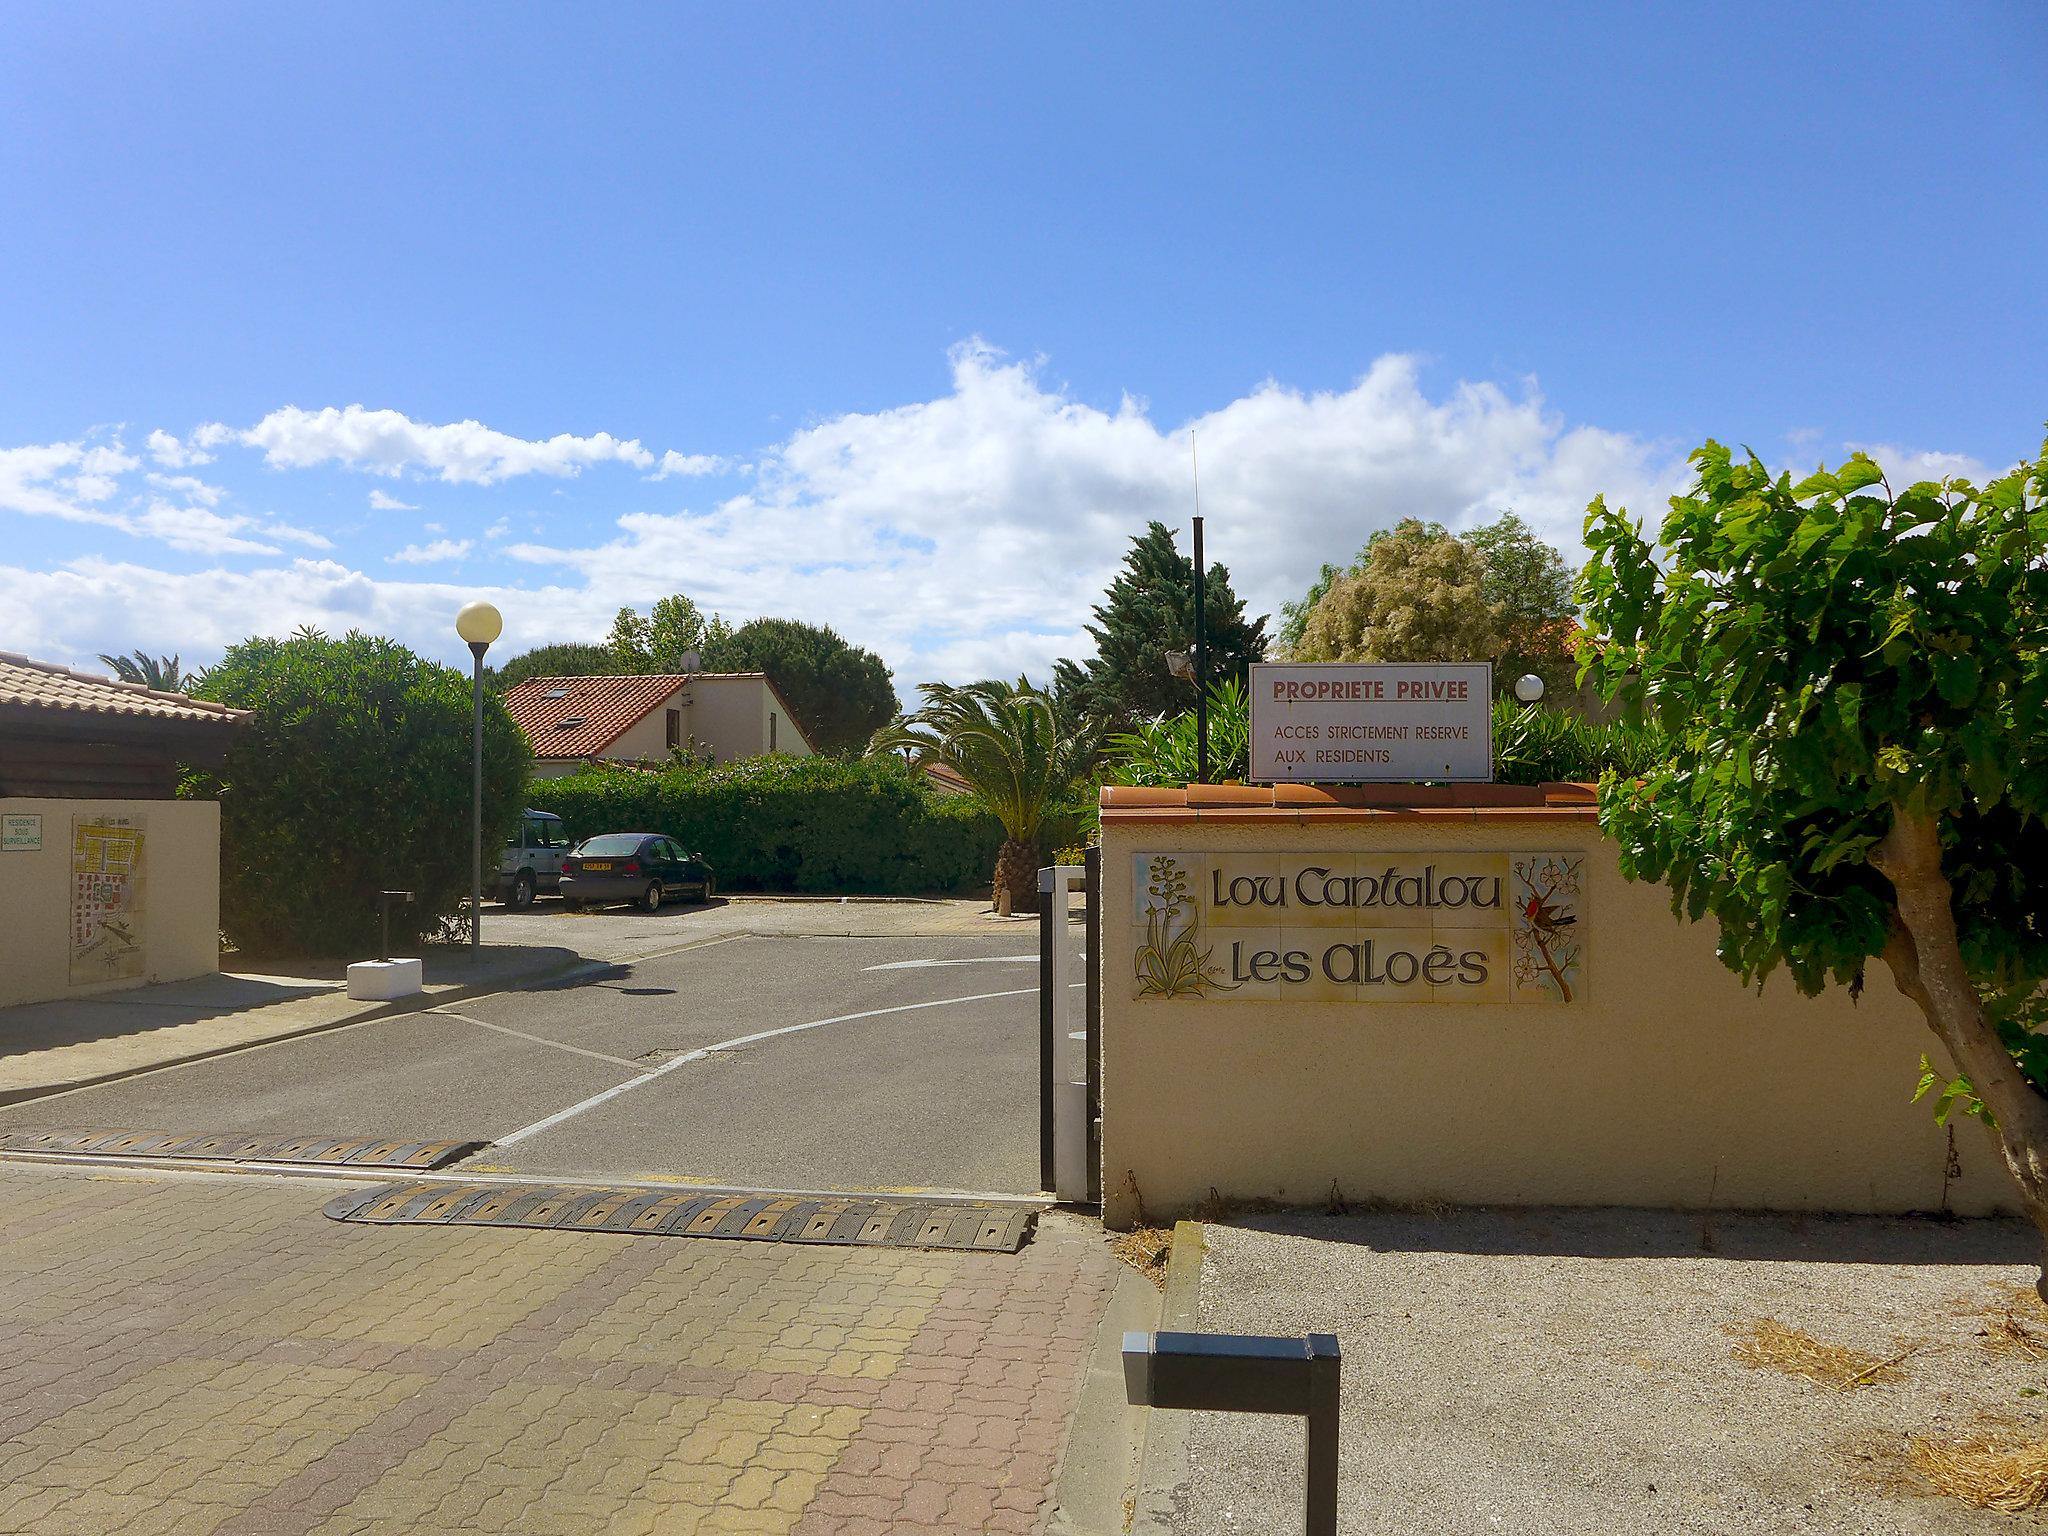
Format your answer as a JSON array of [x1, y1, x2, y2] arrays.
[[455, 600, 503, 962], [1193, 514, 1208, 784]]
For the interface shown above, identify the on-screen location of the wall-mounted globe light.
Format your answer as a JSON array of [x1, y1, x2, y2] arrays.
[[1513, 674, 1545, 705]]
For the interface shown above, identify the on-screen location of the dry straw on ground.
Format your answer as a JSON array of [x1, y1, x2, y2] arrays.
[[1110, 1226, 1174, 1288], [1911, 1434, 2048, 1511], [1727, 1318, 1914, 1390]]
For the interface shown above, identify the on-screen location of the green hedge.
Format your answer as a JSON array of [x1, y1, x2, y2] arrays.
[[527, 755, 1093, 896]]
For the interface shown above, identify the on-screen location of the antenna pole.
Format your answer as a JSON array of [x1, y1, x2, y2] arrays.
[[1192, 433, 1208, 785]]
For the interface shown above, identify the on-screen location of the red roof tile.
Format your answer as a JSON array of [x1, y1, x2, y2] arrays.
[[503, 675, 689, 759], [0, 651, 247, 727]]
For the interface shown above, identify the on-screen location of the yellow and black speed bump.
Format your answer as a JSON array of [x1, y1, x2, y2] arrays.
[[323, 1181, 1039, 1252], [0, 1127, 485, 1170]]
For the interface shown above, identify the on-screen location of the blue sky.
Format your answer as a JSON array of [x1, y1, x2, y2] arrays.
[[4, 3, 2043, 689]]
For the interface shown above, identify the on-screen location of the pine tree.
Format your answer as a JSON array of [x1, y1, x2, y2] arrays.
[[1054, 522, 1268, 730]]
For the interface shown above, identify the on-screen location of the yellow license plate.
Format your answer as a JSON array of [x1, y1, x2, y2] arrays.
[[582, 861, 612, 871]]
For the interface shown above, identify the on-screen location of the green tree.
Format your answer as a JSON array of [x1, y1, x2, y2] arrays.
[[1466, 511, 1579, 696], [707, 617, 898, 755], [98, 650, 196, 692], [186, 628, 531, 955], [1292, 517, 1499, 664], [487, 641, 614, 692], [1054, 521, 1269, 732], [870, 679, 1093, 915], [1580, 438, 2048, 1269], [605, 595, 734, 672]]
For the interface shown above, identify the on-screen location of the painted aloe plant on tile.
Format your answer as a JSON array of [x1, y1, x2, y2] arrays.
[[1134, 854, 1234, 997]]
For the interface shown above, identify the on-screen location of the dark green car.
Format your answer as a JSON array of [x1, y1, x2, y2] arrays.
[[559, 833, 715, 913]]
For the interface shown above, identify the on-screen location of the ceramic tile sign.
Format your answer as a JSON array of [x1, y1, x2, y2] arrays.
[[2, 813, 41, 852], [1132, 850, 1583, 1004], [70, 814, 147, 986], [1249, 661, 1492, 782]]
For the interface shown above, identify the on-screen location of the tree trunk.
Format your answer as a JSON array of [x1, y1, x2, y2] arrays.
[[1872, 806, 2048, 1292], [991, 839, 1037, 918]]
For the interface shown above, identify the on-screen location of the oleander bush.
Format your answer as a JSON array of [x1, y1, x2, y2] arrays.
[[528, 754, 1093, 896], [185, 628, 532, 955]]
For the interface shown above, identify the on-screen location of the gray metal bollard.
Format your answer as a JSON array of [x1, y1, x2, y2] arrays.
[[1123, 1331, 1340, 1536]]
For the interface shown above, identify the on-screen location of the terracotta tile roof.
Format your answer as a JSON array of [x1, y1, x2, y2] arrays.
[[0, 651, 247, 727], [503, 674, 689, 759], [1098, 781, 1598, 825]]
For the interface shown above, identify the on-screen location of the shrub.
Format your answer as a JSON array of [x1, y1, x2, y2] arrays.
[[1490, 700, 1669, 785], [1104, 687, 1664, 786], [186, 629, 531, 955], [528, 754, 1094, 896]]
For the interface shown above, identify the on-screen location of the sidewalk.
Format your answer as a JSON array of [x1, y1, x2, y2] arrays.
[[1140, 1208, 2041, 1536], [0, 1160, 1119, 1535], [0, 944, 586, 1107]]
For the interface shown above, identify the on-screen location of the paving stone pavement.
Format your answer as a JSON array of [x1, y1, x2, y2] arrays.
[[0, 1163, 1117, 1535]]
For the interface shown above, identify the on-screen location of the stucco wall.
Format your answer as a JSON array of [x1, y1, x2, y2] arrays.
[[1099, 810, 2012, 1226], [575, 677, 811, 768], [0, 797, 221, 1009]]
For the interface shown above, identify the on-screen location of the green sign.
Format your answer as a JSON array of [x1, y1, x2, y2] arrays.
[[2, 813, 42, 852]]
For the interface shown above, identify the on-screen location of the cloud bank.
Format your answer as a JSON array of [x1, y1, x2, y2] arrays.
[[1, 343, 2002, 692]]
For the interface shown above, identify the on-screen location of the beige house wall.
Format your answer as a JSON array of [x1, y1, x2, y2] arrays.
[[1099, 809, 2012, 1227], [0, 797, 221, 1009], [547, 677, 813, 773]]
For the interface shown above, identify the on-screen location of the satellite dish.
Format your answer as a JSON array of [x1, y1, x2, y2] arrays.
[[678, 650, 702, 673]]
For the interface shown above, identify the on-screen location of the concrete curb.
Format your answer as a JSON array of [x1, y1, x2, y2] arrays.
[[1049, 1247, 1165, 1535], [0, 951, 600, 1110], [1129, 1220, 1206, 1536]]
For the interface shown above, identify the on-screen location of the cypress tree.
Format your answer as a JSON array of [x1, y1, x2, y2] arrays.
[[1054, 521, 1268, 729]]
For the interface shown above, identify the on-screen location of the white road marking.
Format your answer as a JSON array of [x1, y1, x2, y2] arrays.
[[862, 954, 1038, 971], [428, 1009, 644, 1070], [492, 987, 1037, 1149]]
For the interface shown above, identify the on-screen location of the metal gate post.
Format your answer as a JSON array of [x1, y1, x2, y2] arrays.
[[1039, 864, 1089, 1202], [1038, 871, 1057, 1194], [1083, 846, 1101, 1206]]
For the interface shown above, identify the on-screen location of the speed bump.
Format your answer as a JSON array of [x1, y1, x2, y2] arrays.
[[324, 1181, 1038, 1252], [0, 1127, 485, 1170]]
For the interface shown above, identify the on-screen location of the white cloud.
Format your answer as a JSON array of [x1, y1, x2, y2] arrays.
[[648, 449, 729, 480], [389, 538, 473, 565], [2, 345, 2000, 692], [0, 556, 605, 676], [368, 488, 419, 511], [241, 404, 657, 484], [507, 342, 1692, 686], [146, 472, 225, 507], [146, 428, 215, 468], [0, 439, 141, 530]]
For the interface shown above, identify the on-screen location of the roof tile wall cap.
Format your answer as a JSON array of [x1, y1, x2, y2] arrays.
[[1100, 781, 1596, 810], [0, 651, 247, 719]]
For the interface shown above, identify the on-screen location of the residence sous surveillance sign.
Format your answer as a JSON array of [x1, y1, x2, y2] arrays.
[[1250, 662, 1493, 782], [1132, 851, 1584, 1005]]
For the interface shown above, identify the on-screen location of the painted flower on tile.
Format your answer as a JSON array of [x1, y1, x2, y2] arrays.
[[1511, 853, 1583, 1001], [1134, 855, 1234, 998]]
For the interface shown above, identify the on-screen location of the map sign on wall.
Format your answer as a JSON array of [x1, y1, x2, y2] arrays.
[[1132, 850, 1583, 1004], [70, 815, 147, 986]]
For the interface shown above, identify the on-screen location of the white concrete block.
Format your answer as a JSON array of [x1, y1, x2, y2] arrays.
[[346, 958, 424, 1001]]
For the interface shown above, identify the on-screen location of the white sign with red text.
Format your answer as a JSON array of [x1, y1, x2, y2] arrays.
[[1249, 662, 1493, 782]]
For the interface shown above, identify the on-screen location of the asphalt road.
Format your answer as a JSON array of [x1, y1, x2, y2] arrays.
[[0, 930, 1052, 1196]]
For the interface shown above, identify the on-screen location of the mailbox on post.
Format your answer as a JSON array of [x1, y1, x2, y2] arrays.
[[1123, 1330, 1340, 1536]]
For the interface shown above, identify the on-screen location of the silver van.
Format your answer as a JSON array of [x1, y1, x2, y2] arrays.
[[500, 809, 572, 908]]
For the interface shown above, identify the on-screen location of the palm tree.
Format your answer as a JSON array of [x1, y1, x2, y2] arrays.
[[98, 650, 194, 692], [871, 678, 1094, 915]]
